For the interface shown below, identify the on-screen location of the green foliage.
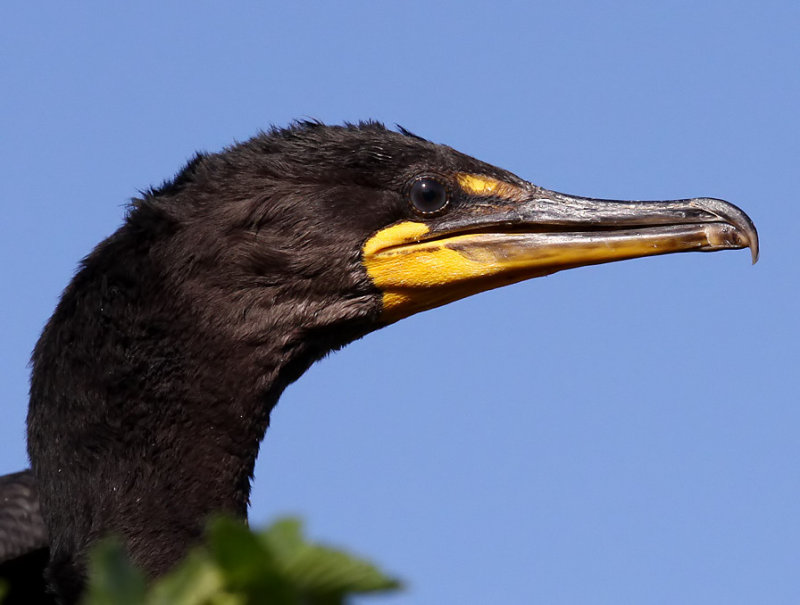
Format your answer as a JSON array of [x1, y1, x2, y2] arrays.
[[81, 517, 401, 605], [85, 539, 148, 605]]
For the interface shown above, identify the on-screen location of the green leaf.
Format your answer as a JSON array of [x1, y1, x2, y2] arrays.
[[259, 518, 304, 562], [147, 550, 233, 605], [260, 518, 402, 597], [83, 538, 147, 605], [207, 517, 273, 584], [285, 543, 401, 595], [206, 517, 296, 604]]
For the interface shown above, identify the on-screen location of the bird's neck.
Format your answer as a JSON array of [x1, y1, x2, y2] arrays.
[[27, 224, 324, 579]]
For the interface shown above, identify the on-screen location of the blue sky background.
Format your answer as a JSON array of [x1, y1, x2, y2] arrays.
[[1, 2, 798, 603]]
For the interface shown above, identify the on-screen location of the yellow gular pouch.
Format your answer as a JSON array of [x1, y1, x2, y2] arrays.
[[362, 221, 551, 323]]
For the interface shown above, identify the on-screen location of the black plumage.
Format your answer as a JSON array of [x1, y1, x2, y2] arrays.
[[0, 121, 758, 604], [0, 471, 48, 604]]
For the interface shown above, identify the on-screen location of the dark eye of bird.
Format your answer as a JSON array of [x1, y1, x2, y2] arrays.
[[409, 178, 449, 215]]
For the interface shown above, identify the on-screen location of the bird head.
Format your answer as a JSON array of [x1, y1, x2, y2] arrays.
[[131, 121, 757, 353]]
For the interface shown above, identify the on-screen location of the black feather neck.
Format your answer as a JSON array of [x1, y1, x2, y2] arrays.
[[26, 160, 379, 597]]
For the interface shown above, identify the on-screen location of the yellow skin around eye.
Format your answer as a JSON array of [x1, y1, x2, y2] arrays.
[[455, 173, 525, 200]]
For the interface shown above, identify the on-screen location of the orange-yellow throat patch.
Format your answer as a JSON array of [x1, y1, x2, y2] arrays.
[[362, 221, 536, 323]]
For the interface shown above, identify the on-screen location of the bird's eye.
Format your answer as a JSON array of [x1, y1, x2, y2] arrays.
[[409, 178, 449, 215]]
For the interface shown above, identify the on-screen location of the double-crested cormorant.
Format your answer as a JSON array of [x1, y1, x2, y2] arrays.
[[0, 121, 758, 604]]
